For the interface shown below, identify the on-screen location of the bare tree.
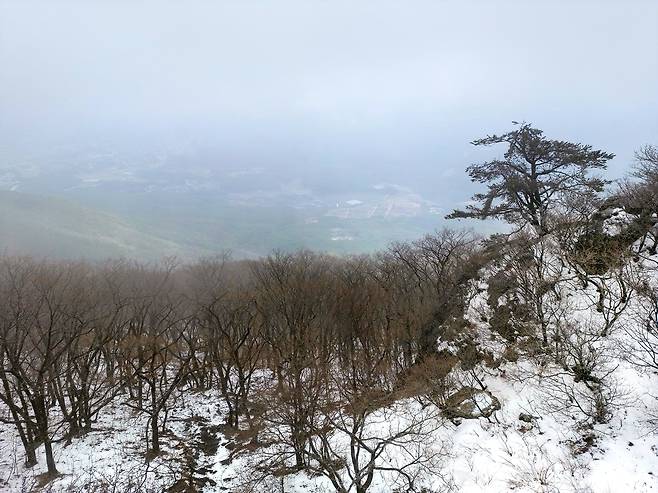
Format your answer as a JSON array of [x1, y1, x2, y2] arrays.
[[49, 263, 131, 438], [251, 251, 336, 468], [538, 319, 623, 425], [0, 257, 40, 468], [382, 229, 483, 360], [120, 260, 192, 456], [0, 258, 92, 475], [620, 284, 658, 374], [187, 257, 264, 428], [254, 317, 450, 493], [302, 396, 448, 493]]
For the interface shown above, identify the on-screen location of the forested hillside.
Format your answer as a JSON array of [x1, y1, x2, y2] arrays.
[[1, 128, 657, 492]]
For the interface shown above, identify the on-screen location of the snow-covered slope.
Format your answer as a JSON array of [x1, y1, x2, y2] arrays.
[[2, 245, 657, 493]]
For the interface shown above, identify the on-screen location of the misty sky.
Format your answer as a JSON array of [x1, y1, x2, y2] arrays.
[[1, 0, 657, 192]]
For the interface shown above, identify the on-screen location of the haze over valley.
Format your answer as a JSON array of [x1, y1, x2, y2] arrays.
[[1, 1, 656, 260]]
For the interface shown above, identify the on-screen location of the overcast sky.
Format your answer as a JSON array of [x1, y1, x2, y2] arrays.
[[1, 0, 656, 186]]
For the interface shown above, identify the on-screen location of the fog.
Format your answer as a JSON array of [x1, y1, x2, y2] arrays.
[[1, 0, 657, 258]]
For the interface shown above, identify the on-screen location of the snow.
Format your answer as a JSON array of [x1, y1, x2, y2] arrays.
[[602, 209, 637, 237], [2, 365, 656, 492], [2, 249, 658, 492], [0, 389, 244, 492]]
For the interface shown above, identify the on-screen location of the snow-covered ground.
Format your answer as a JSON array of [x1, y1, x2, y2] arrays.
[[2, 252, 658, 492], [3, 356, 655, 492], [0, 389, 243, 492]]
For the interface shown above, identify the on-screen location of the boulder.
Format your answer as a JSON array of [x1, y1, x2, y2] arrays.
[[443, 387, 500, 419]]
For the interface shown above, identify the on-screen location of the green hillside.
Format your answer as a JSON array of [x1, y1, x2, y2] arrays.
[[0, 190, 204, 261]]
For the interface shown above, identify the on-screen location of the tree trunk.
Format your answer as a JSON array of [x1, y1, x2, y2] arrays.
[[150, 381, 160, 453], [34, 395, 58, 475], [151, 414, 160, 453], [43, 438, 58, 476]]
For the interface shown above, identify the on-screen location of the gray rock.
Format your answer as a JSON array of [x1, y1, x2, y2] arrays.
[[443, 387, 501, 419]]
